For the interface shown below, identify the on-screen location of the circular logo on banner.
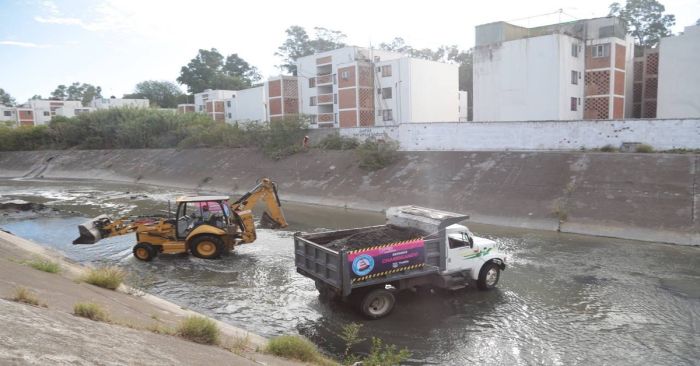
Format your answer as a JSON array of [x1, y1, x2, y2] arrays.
[[352, 254, 375, 276]]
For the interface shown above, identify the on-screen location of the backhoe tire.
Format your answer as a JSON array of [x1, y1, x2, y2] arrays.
[[477, 262, 501, 290], [190, 235, 224, 259], [359, 288, 395, 319], [133, 243, 156, 262]]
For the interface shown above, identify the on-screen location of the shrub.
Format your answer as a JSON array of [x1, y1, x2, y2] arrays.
[[12, 287, 41, 306], [265, 335, 334, 365], [635, 144, 654, 153], [316, 134, 359, 150], [340, 323, 365, 361], [73, 302, 109, 321], [176, 316, 220, 345], [356, 138, 400, 171], [82, 266, 126, 290], [363, 337, 411, 366], [27, 258, 61, 273], [599, 144, 617, 152]]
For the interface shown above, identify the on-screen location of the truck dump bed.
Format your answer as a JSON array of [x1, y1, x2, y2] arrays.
[[294, 206, 470, 296]]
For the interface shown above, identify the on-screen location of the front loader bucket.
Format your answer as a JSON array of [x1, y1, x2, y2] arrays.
[[73, 215, 111, 244]]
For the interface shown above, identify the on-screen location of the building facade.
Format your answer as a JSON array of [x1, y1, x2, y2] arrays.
[[90, 97, 149, 109], [473, 17, 634, 121], [631, 47, 659, 118], [194, 89, 236, 122], [657, 24, 700, 119], [224, 86, 267, 124], [296, 46, 461, 128]]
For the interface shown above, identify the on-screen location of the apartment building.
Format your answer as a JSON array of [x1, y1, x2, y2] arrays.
[[224, 86, 267, 124], [296, 46, 460, 128], [0, 106, 16, 124], [267, 76, 300, 121], [194, 89, 236, 122], [22, 99, 84, 125], [177, 104, 195, 113], [657, 24, 700, 119], [473, 17, 634, 121], [90, 97, 149, 109]]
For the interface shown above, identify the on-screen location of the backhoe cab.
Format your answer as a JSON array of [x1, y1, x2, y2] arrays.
[[73, 178, 287, 261]]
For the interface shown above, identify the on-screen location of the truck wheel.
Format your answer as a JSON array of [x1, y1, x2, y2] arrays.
[[133, 243, 156, 262], [190, 235, 224, 259], [477, 262, 500, 290], [360, 289, 395, 319]]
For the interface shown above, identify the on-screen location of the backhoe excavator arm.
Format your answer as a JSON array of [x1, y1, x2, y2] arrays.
[[230, 178, 288, 243]]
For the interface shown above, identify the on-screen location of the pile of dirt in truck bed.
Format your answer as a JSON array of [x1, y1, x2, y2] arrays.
[[325, 225, 426, 251]]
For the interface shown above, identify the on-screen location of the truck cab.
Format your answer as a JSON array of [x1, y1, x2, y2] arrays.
[[444, 224, 504, 289]]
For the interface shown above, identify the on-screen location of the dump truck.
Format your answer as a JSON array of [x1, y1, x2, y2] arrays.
[[73, 178, 287, 261], [294, 206, 506, 319]]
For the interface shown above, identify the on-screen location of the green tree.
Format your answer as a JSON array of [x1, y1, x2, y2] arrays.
[[30, 95, 42, 100], [177, 49, 259, 94], [124, 80, 185, 108], [0, 88, 16, 106], [275, 26, 347, 75], [50, 82, 103, 106], [609, 0, 676, 46]]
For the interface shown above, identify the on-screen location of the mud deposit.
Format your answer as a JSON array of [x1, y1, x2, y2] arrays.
[[324, 225, 426, 251]]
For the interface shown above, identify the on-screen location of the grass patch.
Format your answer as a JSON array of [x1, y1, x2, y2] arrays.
[[82, 266, 126, 290], [265, 335, 335, 365], [357, 138, 400, 171], [316, 134, 360, 150], [27, 258, 61, 273], [73, 302, 109, 321], [12, 287, 43, 307], [599, 144, 617, 152], [176, 316, 220, 345], [635, 144, 654, 153], [227, 335, 252, 355], [147, 323, 175, 335]]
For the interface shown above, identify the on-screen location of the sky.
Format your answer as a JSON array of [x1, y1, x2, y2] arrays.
[[1, 0, 698, 102]]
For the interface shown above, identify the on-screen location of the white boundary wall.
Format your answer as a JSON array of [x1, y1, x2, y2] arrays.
[[338, 119, 700, 151]]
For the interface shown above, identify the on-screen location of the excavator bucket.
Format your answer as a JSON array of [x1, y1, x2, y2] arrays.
[[259, 211, 283, 229], [73, 215, 112, 244]]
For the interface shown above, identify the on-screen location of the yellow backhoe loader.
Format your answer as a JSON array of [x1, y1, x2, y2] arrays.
[[72, 178, 287, 261]]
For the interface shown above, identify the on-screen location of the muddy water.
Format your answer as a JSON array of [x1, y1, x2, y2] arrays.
[[1, 179, 699, 365]]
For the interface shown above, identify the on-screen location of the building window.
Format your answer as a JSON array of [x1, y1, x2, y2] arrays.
[[198, 105, 204, 112], [310, 96, 316, 106], [381, 65, 392, 77], [381, 87, 392, 99], [309, 77, 316, 88], [310, 115, 317, 124], [227, 113, 232, 119], [3, 111, 11, 117], [382, 109, 393, 121], [571, 44, 579, 57], [571, 71, 579, 85], [570, 97, 577, 111], [592, 44, 610, 58], [341, 70, 349, 80], [334, 93, 337, 104], [43, 111, 50, 116], [226, 101, 231, 107], [333, 74, 337, 85]]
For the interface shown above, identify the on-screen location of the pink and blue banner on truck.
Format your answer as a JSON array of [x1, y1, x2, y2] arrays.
[[347, 238, 426, 282]]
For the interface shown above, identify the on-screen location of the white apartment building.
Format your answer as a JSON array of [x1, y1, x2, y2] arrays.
[[473, 17, 634, 121], [24, 99, 84, 125], [90, 97, 149, 109], [194, 89, 236, 122], [224, 86, 267, 124], [657, 24, 700, 119], [1, 106, 16, 125], [296, 46, 461, 128]]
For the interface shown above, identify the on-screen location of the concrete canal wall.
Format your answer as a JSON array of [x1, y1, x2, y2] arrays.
[[0, 148, 697, 245]]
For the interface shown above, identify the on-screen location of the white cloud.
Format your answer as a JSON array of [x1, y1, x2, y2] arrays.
[[0, 40, 53, 48]]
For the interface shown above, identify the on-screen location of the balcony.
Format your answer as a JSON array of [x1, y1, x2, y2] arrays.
[[318, 93, 333, 105], [318, 113, 334, 123], [316, 74, 332, 85]]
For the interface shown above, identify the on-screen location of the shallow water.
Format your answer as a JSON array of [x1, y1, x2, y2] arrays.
[[1, 179, 698, 365]]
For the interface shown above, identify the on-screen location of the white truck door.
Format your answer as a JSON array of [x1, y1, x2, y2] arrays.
[[445, 236, 482, 273]]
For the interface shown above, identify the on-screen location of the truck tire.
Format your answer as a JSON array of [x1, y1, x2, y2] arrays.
[[360, 289, 395, 319], [477, 262, 500, 290], [133, 243, 157, 262], [189, 235, 224, 259]]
